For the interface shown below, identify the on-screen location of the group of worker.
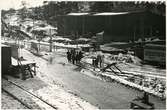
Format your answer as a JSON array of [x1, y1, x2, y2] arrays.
[[92, 54, 104, 69], [67, 49, 83, 64]]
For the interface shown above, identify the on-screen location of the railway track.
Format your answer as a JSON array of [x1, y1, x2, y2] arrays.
[[2, 88, 30, 109], [2, 89, 29, 109], [2, 77, 58, 110]]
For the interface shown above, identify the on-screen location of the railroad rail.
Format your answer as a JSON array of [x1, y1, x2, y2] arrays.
[[2, 89, 30, 109], [2, 77, 58, 110]]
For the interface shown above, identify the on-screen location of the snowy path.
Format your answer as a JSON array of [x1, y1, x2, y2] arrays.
[[21, 49, 165, 109]]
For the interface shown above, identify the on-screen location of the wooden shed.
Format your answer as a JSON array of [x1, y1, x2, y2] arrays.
[[57, 11, 165, 42], [2, 44, 11, 74]]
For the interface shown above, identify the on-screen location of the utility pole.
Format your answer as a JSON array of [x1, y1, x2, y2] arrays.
[[49, 28, 52, 52], [18, 25, 21, 58], [33, 11, 35, 39]]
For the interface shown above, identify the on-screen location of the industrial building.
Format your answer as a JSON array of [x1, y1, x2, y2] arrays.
[[57, 11, 165, 43]]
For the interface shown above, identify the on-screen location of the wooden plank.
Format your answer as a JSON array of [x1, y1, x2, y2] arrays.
[[12, 57, 36, 66], [131, 100, 153, 109]]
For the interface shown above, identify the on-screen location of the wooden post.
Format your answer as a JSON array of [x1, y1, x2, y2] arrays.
[[38, 40, 40, 52], [49, 29, 52, 52], [34, 63, 36, 76]]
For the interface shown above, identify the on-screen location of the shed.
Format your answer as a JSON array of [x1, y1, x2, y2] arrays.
[[2, 44, 11, 74], [57, 11, 165, 42]]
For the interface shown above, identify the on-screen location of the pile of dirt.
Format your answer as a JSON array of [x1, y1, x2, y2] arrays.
[[108, 53, 142, 65]]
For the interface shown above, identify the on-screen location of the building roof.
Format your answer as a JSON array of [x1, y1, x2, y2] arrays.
[[65, 11, 164, 17], [1, 44, 10, 47], [67, 13, 89, 16], [93, 12, 129, 16], [67, 12, 130, 16]]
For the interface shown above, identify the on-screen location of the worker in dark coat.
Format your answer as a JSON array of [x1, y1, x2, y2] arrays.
[[78, 51, 83, 63], [97, 54, 102, 68], [67, 50, 71, 62], [92, 57, 96, 70], [142, 92, 149, 104], [71, 49, 76, 64], [95, 57, 99, 68], [76, 51, 79, 64]]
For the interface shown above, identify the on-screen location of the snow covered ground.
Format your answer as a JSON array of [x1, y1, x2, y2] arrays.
[[4, 38, 166, 99], [22, 48, 165, 108], [2, 91, 27, 109], [81, 52, 166, 98], [2, 48, 98, 110], [2, 45, 166, 109], [3, 76, 98, 110], [2, 36, 166, 99]]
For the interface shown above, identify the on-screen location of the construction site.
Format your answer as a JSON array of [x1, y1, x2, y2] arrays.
[[1, 1, 166, 109]]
